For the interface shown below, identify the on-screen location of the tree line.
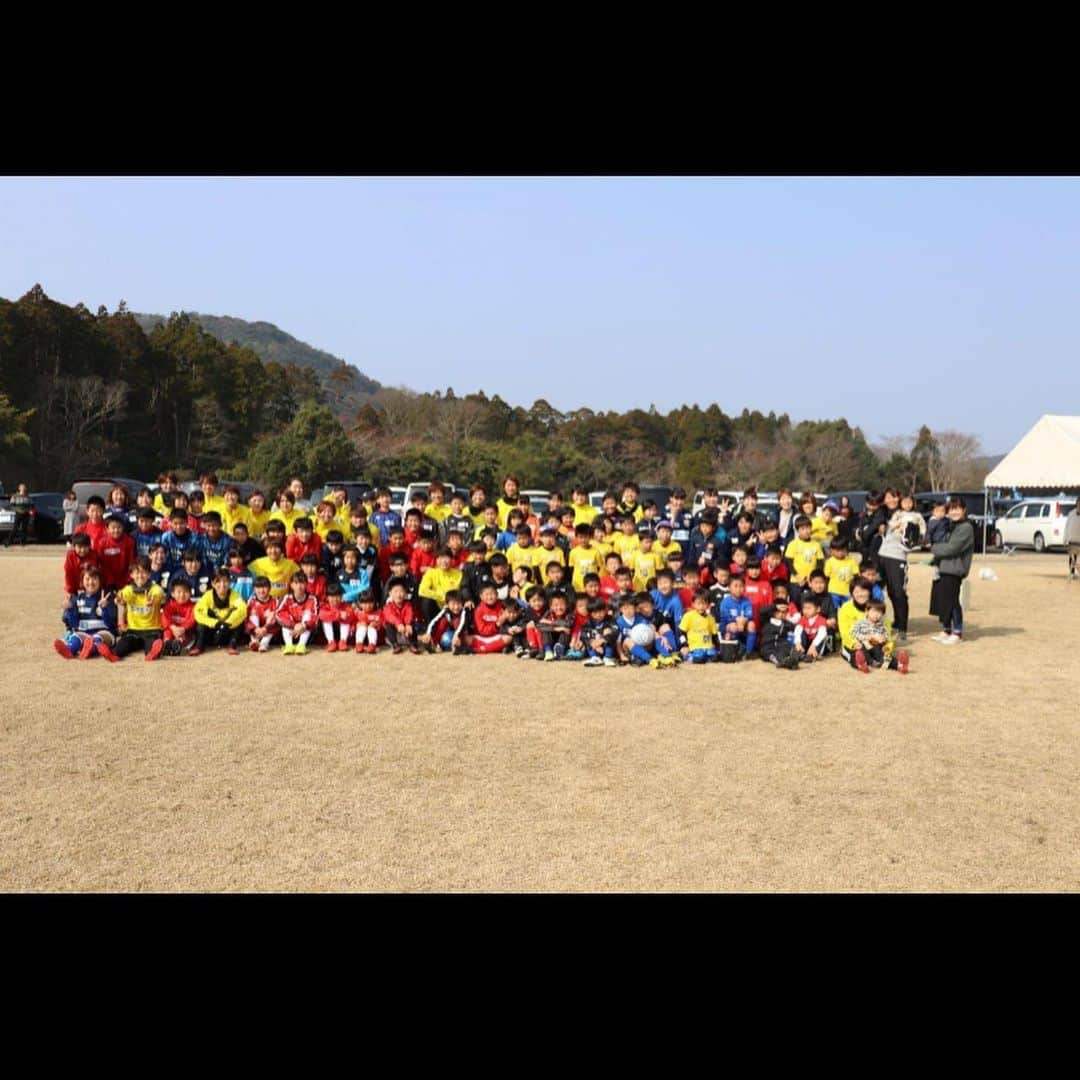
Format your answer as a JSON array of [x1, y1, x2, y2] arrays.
[[0, 285, 984, 497]]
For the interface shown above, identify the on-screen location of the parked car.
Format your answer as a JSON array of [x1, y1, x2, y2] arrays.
[[389, 486, 407, 516], [400, 482, 461, 514], [992, 496, 1077, 553], [0, 492, 66, 543], [318, 480, 375, 510], [827, 491, 870, 514], [913, 490, 1010, 553], [72, 478, 150, 520], [521, 489, 550, 515]]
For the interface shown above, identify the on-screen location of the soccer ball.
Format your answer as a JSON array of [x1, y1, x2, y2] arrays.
[[629, 623, 656, 648]]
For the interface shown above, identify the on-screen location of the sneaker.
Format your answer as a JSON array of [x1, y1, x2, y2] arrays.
[[896, 649, 910, 674], [146, 638, 164, 662], [542, 650, 556, 662], [583, 656, 602, 667], [408, 644, 421, 655], [898, 631, 908, 643], [78, 636, 96, 660], [227, 645, 239, 656], [783, 653, 801, 670], [565, 649, 584, 661], [517, 648, 534, 660], [295, 643, 308, 655], [648, 658, 661, 669], [553, 643, 566, 659], [854, 649, 870, 674], [940, 634, 960, 645], [325, 641, 338, 653], [53, 639, 74, 660], [355, 642, 366, 654], [98, 641, 120, 663], [249, 640, 260, 652], [282, 644, 295, 655], [188, 647, 203, 657], [602, 656, 617, 667], [930, 632, 950, 643]]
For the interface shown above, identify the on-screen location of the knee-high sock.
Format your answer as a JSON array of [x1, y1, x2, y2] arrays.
[[282, 626, 294, 645], [339, 622, 351, 643]]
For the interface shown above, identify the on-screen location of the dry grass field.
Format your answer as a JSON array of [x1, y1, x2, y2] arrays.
[[1, 546, 1077, 892]]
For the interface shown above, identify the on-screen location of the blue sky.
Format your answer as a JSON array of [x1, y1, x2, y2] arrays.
[[2, 176, 1078, 454]]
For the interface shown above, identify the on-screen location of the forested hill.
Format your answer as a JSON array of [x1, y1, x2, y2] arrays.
[[133, 311, 381, 420]]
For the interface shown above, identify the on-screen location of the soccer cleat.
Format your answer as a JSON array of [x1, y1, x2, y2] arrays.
[[97, 641, 120, 663], [896, 650, 910, 674], [366, 644, 378, 654], [543, 650, 556, 662], [227, 645, 239, 656], [325, 641, 338, 653], [854, 649, 870, 673], [392, 645, 404, 654], [249, 640, 260, 652], [146, 638, 164, 662], [583, 656, 602, 667], [648, 658, 661, 669], [282, 644, 295, 655], [78, 636, 96, 660], [295, 643, 308, 655], [53, 639, 74, 660], [188, 647, 203, 657], [355, 641, 366, 654]]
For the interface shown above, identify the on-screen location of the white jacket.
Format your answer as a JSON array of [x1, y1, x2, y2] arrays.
[[1065, 509, 1080, 545]]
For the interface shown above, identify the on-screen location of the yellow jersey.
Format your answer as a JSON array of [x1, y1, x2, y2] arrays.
[[268, 507, 304, 534], [787, 537, 824, 583], [418, 566, 463, 607], [193, 588, 247, 629], [679, 610, 718, 651], [221, 503, 250, 537], [535, 544, 566, 583], [811, 515, 838, 546], [424, 503, 453, 524], [568, 545, 604, 591], [118, 583, 166, 631], [653, 539, 683, 567], [824, 554, 861, 596], [612, 532, 641, 561], [506, 543, 547, 578], [246, 508, 271, 538], [572, 504, 598, 526], [247, 556, 300, 601], [630, 550, 665, 591]]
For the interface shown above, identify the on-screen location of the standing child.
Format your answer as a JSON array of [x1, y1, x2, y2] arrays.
[[824, 536, 861, 611], [80, 496, 108, 548], [94, 514, 136, 594], [132, 508, 163, 561], [227, 548, 255, 604], [679, 588, 720, 664], [785, 515, 825, 605], [199, 512, 233, 576], [63, 532, 101, 603], [718, 575, 757, 660]]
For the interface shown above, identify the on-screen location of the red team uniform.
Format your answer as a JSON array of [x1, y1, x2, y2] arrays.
[[470, 600, 508, 654], [94, 532, 136, 591]]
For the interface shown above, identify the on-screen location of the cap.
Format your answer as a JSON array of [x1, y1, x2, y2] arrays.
[[823, 500, 839, 511], [540, 523, 558, 534], [655, 519, 673, 530]]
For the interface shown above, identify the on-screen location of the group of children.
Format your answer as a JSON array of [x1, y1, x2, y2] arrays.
[[53, 475, 910, 674]]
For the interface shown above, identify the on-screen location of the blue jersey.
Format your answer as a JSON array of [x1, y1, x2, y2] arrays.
[[162, 529, 203, 574], [495, 529, 517, 552], [200, 531, 232, 575], [229, 569, 254, 604], [719, 595, 754, 630], [338, 566, 370, 603], [371, 509, 402, 545], [63, 590, 118, 635], [650, 588, 684, 628], [666, 508, 692, 554], [614, 612, 650, 640], [172, 567, 210, 598], [133, 527, 163, 561]]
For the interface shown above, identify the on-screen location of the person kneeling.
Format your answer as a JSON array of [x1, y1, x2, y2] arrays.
[[191, 570, 247, 656]]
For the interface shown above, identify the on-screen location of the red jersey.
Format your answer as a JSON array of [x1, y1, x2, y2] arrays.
[[64, 549, 101, 595], [285, 533, 323, 564], [678, 585, 697, 611], [276, 593, 319, 628], [472, 600, 505, 637], [300, 572, 328, 602], [246, 596, 278, 629], [162, 599, 196, 637], [403, 526, 421, 546], [760, 560, 790, 585], [571, 611, 589, 637], [798, 613, 827, 639], [728, 561, 747, 577], [378, 541, 413, 581], [94, 532, 136, 590], [319, 601, 357, 625], [743, 577, 773, 622], [599, 575, 620, 602], [382, 599, 415, 628], [80, 518, 108, 548], [409, 547, 437, 579], [355, 608, 382, 629]]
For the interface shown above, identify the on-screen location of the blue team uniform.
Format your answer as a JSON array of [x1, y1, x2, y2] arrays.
[[133, 527, 163, 561], [719, 594, 758, 654], [162, 529, 204, 575], [58, 590, 118, 657], [371, 509, 402, 545], [200, 531, 232, 576], [649, 588, 684, 654]]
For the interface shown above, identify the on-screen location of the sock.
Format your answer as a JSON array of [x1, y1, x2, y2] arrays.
[[746, 631, 758, 653], [259, 636, 272, 651], [658, 632, 676, 655], [282, 627, 294, 645], [298, 630, 311, 647], [65, 634, 81, 654], [368, 625, 379, 645], [339, 623, 351, 643], [630, 644, 653, 664]]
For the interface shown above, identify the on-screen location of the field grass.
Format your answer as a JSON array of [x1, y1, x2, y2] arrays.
[[1, 547, 1077, 892]]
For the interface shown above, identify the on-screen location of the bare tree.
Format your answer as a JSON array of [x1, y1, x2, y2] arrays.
[[40, 376, 129, 482], [932, 430, 983, 490]]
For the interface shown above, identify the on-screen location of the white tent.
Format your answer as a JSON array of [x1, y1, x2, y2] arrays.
[[985, 414, 1080, 491]]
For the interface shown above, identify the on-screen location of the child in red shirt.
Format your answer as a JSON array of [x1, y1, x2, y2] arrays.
[[465, 582, 514, 654], [742, 556, 774, 629], [318, 581, 357, 651], [382, 581, 419, 654], [275, 573, 319, 654], [409, 529, 438, 580], [678, 566, 703, 612], [378, 527, 413, 583], [760, 545, 790, 586], [354, 590, 383, 653], [246, 577, 279, 652], [795, 595, 829, 661], [285, 518, 323, 564], [94, 515, 136, 592], [298, 553, 328, 602], [64, 533, 101, 600], [161, 578, 197, 656]]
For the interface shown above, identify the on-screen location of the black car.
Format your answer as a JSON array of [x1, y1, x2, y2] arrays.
[[827, 490, 870, 514], [321, 479, 376, 506]]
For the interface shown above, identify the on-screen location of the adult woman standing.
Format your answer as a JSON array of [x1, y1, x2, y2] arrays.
[[928, 497, 976, 644], [62, 490, 79, 543], [776, 489, 796, 545], [106, 483, 134, 532], [876, 487, 912, 641]]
